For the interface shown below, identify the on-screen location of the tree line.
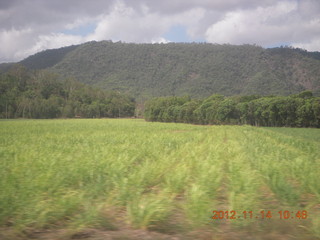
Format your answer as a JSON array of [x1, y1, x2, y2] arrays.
[[0, 65, 135, 119], [144, 92, 320, 128]]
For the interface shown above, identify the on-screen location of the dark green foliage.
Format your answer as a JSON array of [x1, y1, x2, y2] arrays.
[[0, 63, 14, 73], [20, 45, 79, 70], [143, 96, 190, 122], [16, 41, 320, 100], [144, 93, 320, 128], [0, 65, 135, 119]]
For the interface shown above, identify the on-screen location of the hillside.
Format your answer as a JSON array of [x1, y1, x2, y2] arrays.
[[15, 41, 320, 99], [20, 44, 79, 69]]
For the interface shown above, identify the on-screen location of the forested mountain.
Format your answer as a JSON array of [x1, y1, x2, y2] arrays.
[[4, 41, 320, 100]]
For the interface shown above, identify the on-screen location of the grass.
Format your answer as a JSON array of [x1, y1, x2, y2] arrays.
[[0, 119, 319, 239]]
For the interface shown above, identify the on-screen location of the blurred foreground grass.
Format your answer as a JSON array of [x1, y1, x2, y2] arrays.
[[0, 119, 319, 239]]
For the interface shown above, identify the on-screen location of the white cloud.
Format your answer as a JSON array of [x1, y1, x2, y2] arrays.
[[292, 39, 320, 51], [86, 2, 169, 43], [28, 33, 84, 54], [170, 7, 207, 40], [0, 28, 34, 62], [84, 2, 207, 43], [204, 0, 320, 49], [126, 0, 279, 14], [1, 0, 320, 63], [205, 1, 298, 45], [0, 29, 85, 62], [64, 18, 96, 32]]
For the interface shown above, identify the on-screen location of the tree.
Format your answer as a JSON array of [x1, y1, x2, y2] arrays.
[[0, 68, 136, 119], [144, 91, 320, 128]]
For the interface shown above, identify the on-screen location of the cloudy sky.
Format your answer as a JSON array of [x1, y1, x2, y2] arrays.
[[1, 0, 320, 63]]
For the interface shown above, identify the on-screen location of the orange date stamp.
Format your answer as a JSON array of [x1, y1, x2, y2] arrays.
[[211, 210, 308, 220]]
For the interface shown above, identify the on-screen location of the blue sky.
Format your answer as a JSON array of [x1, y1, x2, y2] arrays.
[[164, 25, 205, 43], [62, 24, 200, 43], [164, 26, 191, 42], [61, 23, 97, 37], [1, 0, 320, 62]]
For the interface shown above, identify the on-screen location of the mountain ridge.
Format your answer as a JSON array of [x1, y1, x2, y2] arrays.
[[4, 41, 320, 99]]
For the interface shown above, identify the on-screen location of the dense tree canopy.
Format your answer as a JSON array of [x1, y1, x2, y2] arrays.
[[1, 42, 318, 100], [144, 92, 320, 128], [0, 65, 135, 119]]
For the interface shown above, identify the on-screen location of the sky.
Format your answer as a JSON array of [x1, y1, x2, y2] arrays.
[[0, 0, 320, 63]]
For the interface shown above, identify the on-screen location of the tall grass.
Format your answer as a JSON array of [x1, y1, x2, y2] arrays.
[[0, 119, 319, 238]]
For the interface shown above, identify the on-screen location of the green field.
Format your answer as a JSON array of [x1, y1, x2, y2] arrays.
[[0, 119, 319, 240]]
